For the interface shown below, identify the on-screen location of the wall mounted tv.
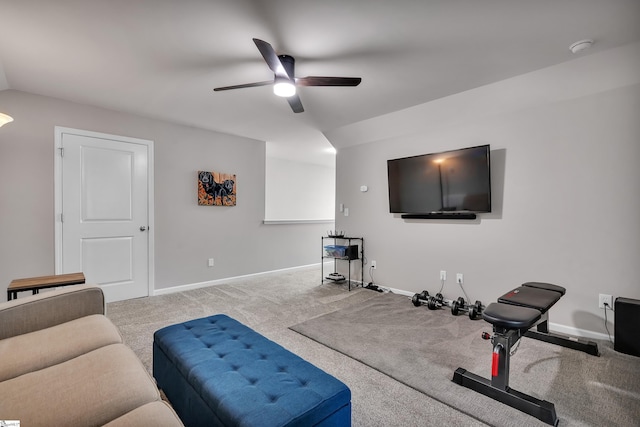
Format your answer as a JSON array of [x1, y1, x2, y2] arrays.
[[387, 144, 491, 216]]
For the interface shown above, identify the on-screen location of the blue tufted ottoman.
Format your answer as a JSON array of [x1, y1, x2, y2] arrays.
[[153, 315, 351, 427]]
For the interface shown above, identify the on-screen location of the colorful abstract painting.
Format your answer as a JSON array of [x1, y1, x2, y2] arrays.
[[198, 171, 236, 206]]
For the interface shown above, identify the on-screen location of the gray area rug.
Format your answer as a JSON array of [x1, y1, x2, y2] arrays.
[[290, 292, 640, 427]]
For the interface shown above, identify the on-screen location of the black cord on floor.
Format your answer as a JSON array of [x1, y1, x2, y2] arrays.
[[603, 302, 614, 344], [458, 282, 472, 304], [365, 266, 383, 292]]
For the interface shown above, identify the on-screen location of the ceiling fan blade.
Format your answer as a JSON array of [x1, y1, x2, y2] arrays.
[[253, 38, 291, 79], [217, 39, 359, 114], [286, 95, 304, 113], [213, 80, 273, 91], [296, 76, 362, 87]]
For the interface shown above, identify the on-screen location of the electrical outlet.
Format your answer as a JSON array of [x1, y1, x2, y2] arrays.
[[598, 294, 612, 309], [208, 258, 214, 267], [440, 270, 447, 281], [371, 260, 377, 269], [456, 273, 464, 285]]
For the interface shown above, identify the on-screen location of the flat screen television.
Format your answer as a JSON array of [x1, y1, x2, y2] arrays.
[[387, 145, 491, 214]]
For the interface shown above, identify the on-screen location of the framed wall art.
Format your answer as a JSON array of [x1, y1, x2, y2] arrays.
[[198, 170, 236, 206]]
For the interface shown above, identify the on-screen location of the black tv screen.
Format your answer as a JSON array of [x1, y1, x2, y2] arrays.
[[387, 145, 491, 214]]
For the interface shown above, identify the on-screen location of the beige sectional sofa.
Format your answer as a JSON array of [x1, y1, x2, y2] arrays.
[[0, 284, 184, 427]]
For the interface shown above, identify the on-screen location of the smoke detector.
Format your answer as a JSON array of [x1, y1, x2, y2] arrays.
[[569, 39, 594, 54]]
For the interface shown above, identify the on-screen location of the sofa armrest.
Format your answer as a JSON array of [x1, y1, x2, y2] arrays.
[[0, 285, 105, 340]]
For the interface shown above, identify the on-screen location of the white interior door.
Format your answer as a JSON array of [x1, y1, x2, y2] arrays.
[[55, 128, 153, 302]]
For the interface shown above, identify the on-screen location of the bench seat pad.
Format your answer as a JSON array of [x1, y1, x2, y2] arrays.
[[522, 282, 566, 295], [482, 303, 541, 330], [498, 285, 563, 313], [153, 314, 351, 427]]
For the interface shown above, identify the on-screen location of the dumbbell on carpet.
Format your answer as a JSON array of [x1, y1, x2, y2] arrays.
[[426, 293, 447, 310], [411, 290, 430, 307], [412, 292, 448, 310], [412, 292, 449, 310], [450, 297, 484, 320], [412, 292, 483, 320]]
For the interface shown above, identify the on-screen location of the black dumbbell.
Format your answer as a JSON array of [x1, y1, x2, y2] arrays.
[[450, 297, 484, 320], [450, 297, 465, 315], [468, 300, 484, 320], [426, 293, 445, 310], [411, 290, 430, 307]]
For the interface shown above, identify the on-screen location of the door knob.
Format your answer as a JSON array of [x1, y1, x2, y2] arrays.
[[140, 226, 147, 231]]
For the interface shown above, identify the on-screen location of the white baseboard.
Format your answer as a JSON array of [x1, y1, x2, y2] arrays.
[[153, 263, 321, 296], [263, 219, 334, 225], [547, 322, 611, 342], [388, 287, 415, 297]]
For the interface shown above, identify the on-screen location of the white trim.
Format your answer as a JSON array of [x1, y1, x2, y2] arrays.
[[547, 322, 611, 342], [263, 219, 335, 225], [146, 141, 155, 300], [54, 131, 63, 274], [153, 263, 321, 296], [388, 287, 415, 297], [53, 126, 155, 298]]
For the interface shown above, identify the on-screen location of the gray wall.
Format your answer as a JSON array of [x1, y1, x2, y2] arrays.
[[265, 155, 335, 220], [331, 42, 640, 337], [0, 90, 327, 300]]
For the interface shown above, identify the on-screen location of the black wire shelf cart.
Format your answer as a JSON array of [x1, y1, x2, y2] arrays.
[[321, 236, 364, 291]]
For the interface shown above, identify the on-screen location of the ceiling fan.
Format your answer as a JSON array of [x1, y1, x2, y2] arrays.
[[213, 38, 362, 113]]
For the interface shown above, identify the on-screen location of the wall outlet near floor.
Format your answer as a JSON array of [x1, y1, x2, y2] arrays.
[[208, 258, 215, 267], [371, 260, 377, 269], [440, 270, 447, 281], [456, 273, 464, 285], [598, 293, 612, 309]]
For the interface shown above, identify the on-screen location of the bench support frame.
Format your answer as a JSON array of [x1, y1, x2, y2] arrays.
[[525, 312, 600, 356], [453, 368, 558, 426], [452, 327, 559, 426], [453, 283, 599, 426]]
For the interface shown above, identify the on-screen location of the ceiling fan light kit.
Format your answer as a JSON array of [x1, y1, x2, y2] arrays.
[[0, 112, 14, 128], [214, 38, 361, 113], [274, 79, 296, 97]]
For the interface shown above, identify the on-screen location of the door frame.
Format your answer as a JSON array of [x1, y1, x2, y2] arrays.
[[54, 126, 155, 298]]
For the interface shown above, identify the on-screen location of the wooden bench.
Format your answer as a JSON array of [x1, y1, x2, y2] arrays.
[[7, 272, 85, 301]]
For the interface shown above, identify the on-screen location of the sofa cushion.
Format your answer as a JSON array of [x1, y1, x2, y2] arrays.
[[0, 343, 161, 426], [103, 401, 184, 427], [0, 314, 122, 382], [0, 285, 105, 340]]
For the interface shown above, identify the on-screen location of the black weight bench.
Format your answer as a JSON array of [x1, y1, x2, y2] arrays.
[[453, 282, 600, 426]]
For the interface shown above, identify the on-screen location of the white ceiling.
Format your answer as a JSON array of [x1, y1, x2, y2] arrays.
[[1, 0, 639, 166]]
